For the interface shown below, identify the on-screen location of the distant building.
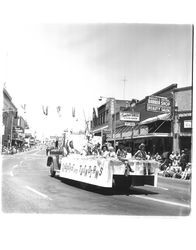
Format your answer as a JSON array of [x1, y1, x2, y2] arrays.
[[173, 86, 192, 160], [2, 88, 28, 148], [2, 88, 18, 147]]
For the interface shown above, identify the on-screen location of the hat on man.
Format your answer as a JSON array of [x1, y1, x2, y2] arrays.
[[139, 143, 145, 149]]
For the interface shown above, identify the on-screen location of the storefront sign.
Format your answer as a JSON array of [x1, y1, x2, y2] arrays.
[[110, 99, 115, 115], [140, 126, 149, 135], [124, 122, 135, 126], [133, 128, 139, 136], [122, 130, 132, 138], [147, 103, 171, 113], [115, 133, 121, 139], [178, 112, 192, 118], [184, 120, 192, 128], [147, 96, 171, 113], [120, 111, 140, 121]]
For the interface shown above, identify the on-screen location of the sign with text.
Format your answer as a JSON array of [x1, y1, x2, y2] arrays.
[[124, 122, 135, 126], [120, 111, 140, 121], [122, 130, 132, 138], [110, 99, 115, 115], [184, 120, 192, 128], [133, 128, 139, 137], [140, 126, 149, 135], [147, 96, 171, 113], [60, 156, 125, 188]]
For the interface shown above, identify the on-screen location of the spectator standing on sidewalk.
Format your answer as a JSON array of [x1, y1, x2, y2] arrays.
[[179, 150, 188, 171], [174, 151, 181, 166], [169, 151, 176, 165]]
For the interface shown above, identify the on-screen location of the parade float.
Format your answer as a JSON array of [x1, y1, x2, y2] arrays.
[[46, 132, 160, 191]]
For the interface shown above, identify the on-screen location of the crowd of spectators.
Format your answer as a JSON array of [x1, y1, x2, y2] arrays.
[[157, 150, 191, 180], [2, 145, 33, 155], [91, 143, 192, 181]]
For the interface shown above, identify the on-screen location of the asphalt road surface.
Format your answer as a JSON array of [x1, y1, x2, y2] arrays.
[[2, 148, 191, 215]]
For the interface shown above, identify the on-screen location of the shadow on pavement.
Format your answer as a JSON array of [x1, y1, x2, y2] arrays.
[[57, 176, 159, 196]]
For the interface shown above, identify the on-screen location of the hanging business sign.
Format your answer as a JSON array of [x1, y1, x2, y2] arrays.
[[110, 99, 115, 115], [147, 96, 171, 113], [120, 111, 140, 121], [124, 122, 135, 126], [184, 120, 192, 128]]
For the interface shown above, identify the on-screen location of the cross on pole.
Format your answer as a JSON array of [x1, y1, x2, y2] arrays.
[[122, 77, 127, 100]]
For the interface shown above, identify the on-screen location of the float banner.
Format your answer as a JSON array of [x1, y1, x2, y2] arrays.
[[60, 157, 125, 188], [128, 159, 160, 175]]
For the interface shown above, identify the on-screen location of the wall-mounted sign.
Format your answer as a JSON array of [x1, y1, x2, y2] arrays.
[[147, 104, 171, 113], [122, 130, 132, 138], [115, 133, 121, 139], [110, 99, 115, 115], [184, 120, 192, 128], [124, 122, 135, 126], [147, 96, 171, 113], [178, 112, 192, 118], [133, 128, 139, 137], [140, 126, 149, 135], [120, 111, 140, 121]]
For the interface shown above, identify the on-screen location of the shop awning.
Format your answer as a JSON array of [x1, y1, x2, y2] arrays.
[[139, 113, 171, 125], [91, 125, 109, 133]]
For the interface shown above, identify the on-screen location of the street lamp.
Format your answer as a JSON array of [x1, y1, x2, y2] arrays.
[[99, 96, 116, 151]]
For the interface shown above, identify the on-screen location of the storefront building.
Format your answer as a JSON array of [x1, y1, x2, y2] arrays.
[[90, 84, 192, 157], [107, 84, 177, 154], [2, 88, 18, 147], [90, 98, 138, 144], [173, 86, 192, 160], [2, 88, 27, 148]]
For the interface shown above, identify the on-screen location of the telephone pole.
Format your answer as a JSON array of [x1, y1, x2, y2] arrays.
[[122, 76, 127, 100]]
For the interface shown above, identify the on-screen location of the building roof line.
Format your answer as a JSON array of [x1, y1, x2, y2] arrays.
[[174, 86, 192, 92], [137, 83, 178, 104]]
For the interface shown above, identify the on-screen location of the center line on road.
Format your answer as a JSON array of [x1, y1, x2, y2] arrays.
[[133, 195, 190, 208], [25, 185, 52, 200]]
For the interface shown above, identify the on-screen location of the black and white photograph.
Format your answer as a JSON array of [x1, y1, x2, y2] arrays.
[[1, 23, 193, 216]]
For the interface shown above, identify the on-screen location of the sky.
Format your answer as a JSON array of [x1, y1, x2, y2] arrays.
[[1, 23, 193, 138]]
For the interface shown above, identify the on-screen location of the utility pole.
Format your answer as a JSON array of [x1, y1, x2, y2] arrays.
[[122, 76, 127, 100]]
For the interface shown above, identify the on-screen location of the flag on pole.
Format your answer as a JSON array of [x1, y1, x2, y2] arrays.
[[57, 106, 61, 117], [42, 105, 48, 116], [21, 104, 26, 113], [72, 107, 75, 118], [93, 107, 97, 118]]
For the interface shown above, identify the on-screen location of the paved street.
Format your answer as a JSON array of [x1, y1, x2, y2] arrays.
[[2, 149, 191, 215]]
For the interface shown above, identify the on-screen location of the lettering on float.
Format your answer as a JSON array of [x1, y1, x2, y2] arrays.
[[62, 161, 103, 178]]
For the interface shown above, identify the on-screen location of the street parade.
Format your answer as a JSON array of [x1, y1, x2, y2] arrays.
[[1, 23, 193, 217]]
